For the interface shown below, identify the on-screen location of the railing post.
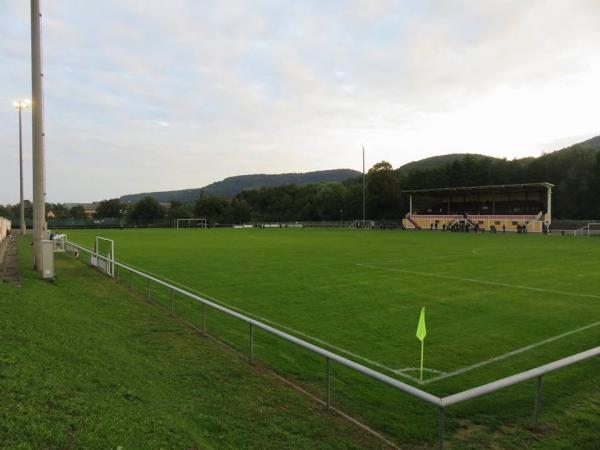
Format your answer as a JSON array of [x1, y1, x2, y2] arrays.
[[202, 303, 206, 336], [170, 288, 174, 314], [249, 323, 254, 365], [325, 357, 331, 409], [438, 407, 445, 450], [533, 375, 543, 428]]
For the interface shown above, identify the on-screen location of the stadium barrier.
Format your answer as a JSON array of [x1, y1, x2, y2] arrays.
[[63, 238, 600, 449]]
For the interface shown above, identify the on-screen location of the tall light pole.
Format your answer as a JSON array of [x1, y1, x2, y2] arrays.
[[31, 0, 47, 270], [362, 145, 366, 224], [13, 100, 30, 235]]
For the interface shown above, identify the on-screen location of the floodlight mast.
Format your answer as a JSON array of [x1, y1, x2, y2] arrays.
[[14, 100, 31, 235], [362, 145, 366, 223], [30, 0, 47, 270]]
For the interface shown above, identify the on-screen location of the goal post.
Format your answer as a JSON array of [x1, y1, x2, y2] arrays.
[[175, 218, 207, 229], [93, 236, 115, 277], [574, 223, 600, 237]]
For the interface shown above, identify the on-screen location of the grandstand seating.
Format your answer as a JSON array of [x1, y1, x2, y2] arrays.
[[403, 212, 545, 232]]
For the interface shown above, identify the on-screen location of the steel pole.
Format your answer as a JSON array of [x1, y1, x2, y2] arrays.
[[18, 108, 26, 235], [362, 145, 366, 223], [438, 407, 445, 449], [30, 0, 47, 269], [533, 375, 543, 428], [326, 357, 331, 409], [249, 323, 254, 364]]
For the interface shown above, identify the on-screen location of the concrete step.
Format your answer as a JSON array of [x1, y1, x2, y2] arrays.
[[0, 239, 20, 287]]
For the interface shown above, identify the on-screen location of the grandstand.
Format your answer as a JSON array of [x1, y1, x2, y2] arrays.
[[403, 182, 553, 233]]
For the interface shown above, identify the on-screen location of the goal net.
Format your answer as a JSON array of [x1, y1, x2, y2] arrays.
[[92, 236, 115, 276], [176, 218, 207, 229], [574, 223, 600, 237]]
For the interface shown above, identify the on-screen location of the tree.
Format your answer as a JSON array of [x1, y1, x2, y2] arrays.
[[366, 161, 401, 220], [70, 205, 87, 219], [194, 196, 230, 224], [47, 203, 71, 219], [128, 196, 165, 223], [95, 198, 124, 218], [0, 204, 11, 219], [230, 198, 251, 223], [166, 200, 194, 221]]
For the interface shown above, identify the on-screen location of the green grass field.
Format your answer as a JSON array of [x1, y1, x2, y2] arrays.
[[61, 228, 600, 447], [0, 238, 383, 449]]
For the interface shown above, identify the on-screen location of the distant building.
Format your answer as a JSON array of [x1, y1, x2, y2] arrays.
[[64, 203, 98, 218], [403, 183, 554, 233]]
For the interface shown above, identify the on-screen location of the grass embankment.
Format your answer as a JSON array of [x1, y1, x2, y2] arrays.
[[0, 238, 383, 449]]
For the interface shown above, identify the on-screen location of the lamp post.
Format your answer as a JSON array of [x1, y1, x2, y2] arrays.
[[13, 100, 30, 235]]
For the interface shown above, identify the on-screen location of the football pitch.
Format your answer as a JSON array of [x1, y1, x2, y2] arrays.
[[64, 228, 600, 393]]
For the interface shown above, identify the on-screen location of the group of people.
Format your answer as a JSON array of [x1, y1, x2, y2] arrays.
[[427, 221, 530, 234], [516, 224, 528, 234]]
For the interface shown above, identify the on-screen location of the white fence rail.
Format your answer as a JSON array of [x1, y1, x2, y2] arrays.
[[573, 223, 600, 236], [64, 239, 600, 449]]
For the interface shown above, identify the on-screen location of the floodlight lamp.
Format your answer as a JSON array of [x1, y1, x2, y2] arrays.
[[13, 99, 31, 110]]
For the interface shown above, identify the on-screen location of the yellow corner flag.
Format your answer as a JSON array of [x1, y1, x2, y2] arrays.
[[416, 307, 427, 342], [416, 307, 427, 381]]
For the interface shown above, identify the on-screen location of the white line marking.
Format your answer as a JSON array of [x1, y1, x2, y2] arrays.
[[357, 263, 600, 300], [471, 247, 483, 255], [91, 244, 599, 387], [422, 320, 600, 384], [394, 367, 446, 375]]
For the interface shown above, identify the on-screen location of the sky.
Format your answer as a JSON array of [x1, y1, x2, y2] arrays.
[[1, 0, 600, 204]]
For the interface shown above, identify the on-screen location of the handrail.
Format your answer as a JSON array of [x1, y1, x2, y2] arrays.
[[442, 346, 600, 407], [65, 239, 441, 406], [64, 238, 600, 449]]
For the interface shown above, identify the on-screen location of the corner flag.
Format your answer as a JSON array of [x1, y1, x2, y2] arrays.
[[416, 307, 427, 381]]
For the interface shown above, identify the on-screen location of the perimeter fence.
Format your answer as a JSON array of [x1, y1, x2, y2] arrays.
[[64, 239, 600, 449]]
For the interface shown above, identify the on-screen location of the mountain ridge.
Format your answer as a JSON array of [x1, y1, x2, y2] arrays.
[[120, 169, 361, 204], [118, 135, 599, 204]]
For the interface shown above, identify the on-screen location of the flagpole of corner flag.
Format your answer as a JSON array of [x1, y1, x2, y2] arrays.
[[416, 306, 427, 382]]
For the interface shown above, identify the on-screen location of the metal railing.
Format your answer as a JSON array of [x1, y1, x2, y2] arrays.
[[64, 239, 600, 449]]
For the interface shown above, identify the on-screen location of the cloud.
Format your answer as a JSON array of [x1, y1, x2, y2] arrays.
[[0, 0, 599, 203]]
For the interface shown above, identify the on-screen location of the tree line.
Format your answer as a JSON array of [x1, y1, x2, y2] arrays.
[[1, 143, 599, 224]]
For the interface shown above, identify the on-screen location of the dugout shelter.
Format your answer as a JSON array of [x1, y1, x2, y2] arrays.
[[403, 182, 553, 233]]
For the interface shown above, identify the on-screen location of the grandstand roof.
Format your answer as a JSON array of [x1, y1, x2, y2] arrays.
[[403, 182, 554, 196]]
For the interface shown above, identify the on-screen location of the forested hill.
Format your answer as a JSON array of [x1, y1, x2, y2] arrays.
[[232, 135, 600, 222], [120, 169, 361, 204], [396, 136, 600, 219], [397, 153, 498, 174], [109, 135, 600, 223]]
